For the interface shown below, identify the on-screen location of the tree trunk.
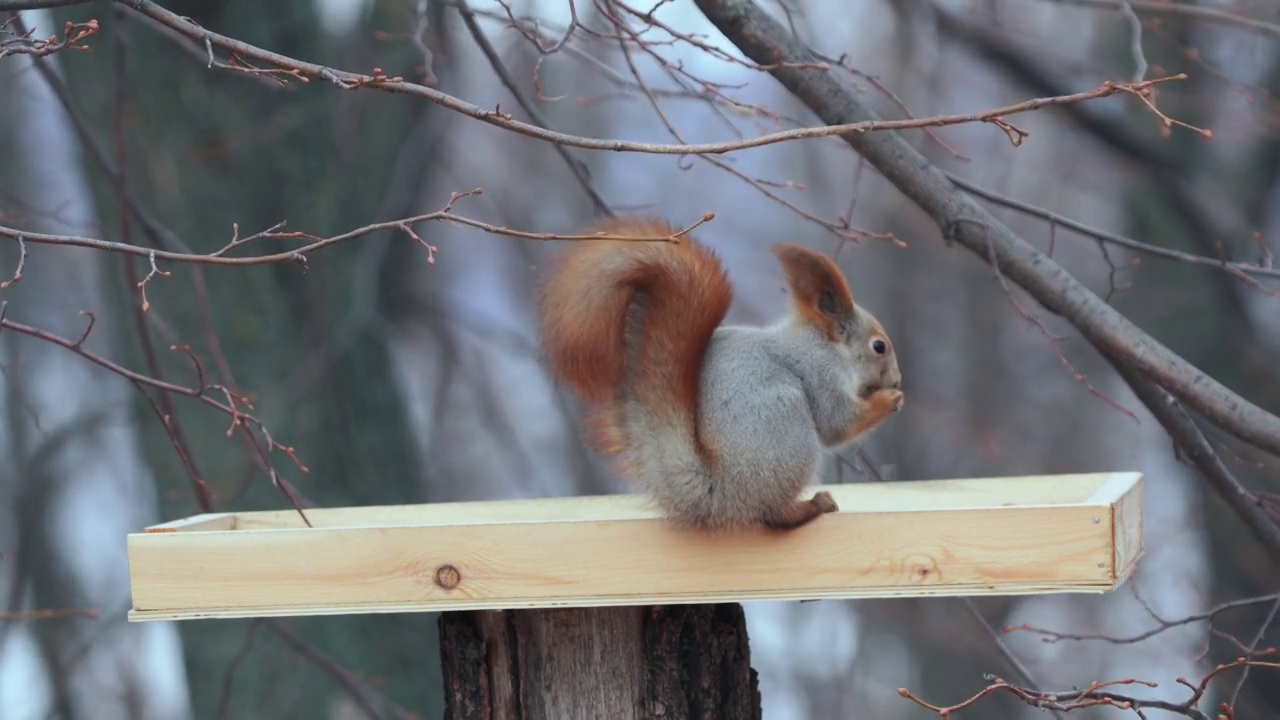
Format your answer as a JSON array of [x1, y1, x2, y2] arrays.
[[438, 603, 761, 720]]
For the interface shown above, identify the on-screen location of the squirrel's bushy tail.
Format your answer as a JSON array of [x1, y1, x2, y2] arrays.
[[537, 218, 732, 474]]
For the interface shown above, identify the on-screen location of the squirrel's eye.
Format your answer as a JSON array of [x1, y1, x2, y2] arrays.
[[871, 338, 887, 355]]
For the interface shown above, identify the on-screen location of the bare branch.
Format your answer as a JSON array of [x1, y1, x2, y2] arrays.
[[0, 311, 313, 525], [266, 619, 419, 720], [0, 232, 25, 288], [111, 0, 1199, 156], [1006, 592, 1280, 646], [0, 607, 99, 621], [1110, 360, 1280, 560], [0, 0, 93, 11], [0, 16, 98, 60], [137, 250, 170, 312], [454, 0, 612, 216], [1229, 597, 1280, 707], [692, 0, 1280, 459], [0, 202, 714, 269], [965, 600, 1068, 720], [1117, 1, 1148, 82], [1047, 0, 1280, 38], [949, 173, 1280, 284], [960, 217, 1139, 420], [900, 658, 1280, 718]]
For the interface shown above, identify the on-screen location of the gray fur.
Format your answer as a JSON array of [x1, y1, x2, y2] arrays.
[[621, 308, 902, 530]]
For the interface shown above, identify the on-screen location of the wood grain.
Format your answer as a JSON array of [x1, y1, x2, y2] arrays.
[[126, 472, 1143, 621], [1111, 473, 1144, 582], [217, 472, 1117, 531]]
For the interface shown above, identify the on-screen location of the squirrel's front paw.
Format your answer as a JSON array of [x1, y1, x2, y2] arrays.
[[869, 388, 904, 414]]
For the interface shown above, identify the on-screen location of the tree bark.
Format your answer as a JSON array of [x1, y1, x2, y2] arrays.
[[439, 603, 761, 720], [689, 0, 1280, 566], [689, 0, 1280, 460]]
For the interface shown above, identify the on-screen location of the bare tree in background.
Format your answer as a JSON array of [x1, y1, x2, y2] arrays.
[[0, 23, 192, 720], [1, 0, 1279, 718]]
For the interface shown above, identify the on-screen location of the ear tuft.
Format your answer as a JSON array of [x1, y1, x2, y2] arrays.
[[771, 243, 855, 341]]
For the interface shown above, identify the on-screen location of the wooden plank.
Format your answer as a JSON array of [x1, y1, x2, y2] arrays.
[[141, 513, 237, 533], [126, 472, 1143, 621], [1084, 472, 1141, 506], [1110, 474, 1144, 581], [225, 471, 1118, 531]]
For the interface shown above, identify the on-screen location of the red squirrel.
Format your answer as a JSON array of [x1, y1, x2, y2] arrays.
[[537, 217, 903, 531]]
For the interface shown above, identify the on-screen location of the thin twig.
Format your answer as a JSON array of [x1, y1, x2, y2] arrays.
[[0, 607, 100, 620], [691, 0, 1280, 459], [454, 0, 612, 216], [1006, 592, 1280, 646], [0, 204, 713, 269], [965, 599, 1068, 720], [1229, 597, 1280, 708], [957, 217, 1139, 420], [0, 315, 312, 525], [215, 620, 262, 720], [0, 16, 98, 60], [1045, 0, 1280, 38], [0, 233, 25, 288], [0, 0, 95, 8], [948, 172, 1280, 283], [901, 658, 1280, 718], [1117, 1, 1148, 82], [114, 2, 1207, 156], [1108, 361, 1280, 559], [266, 619, 420, 720]]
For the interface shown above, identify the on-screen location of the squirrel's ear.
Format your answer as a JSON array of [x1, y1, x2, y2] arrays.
[[771, 243, 855, 341]]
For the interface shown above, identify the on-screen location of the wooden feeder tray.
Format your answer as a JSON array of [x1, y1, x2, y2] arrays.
[[126, 472, 1143, 622]]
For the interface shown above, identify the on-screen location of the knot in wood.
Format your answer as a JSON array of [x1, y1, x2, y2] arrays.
[[903, 554, 940, 583], [434, 564, 462, 590]]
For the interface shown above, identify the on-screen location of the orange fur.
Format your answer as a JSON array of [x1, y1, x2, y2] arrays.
[[771, 244, 855, 341], [537, 218, 733, 464], [841, 388, 904, 443]]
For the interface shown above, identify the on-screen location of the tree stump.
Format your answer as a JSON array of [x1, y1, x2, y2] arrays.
[[438, 603, 761, 719]]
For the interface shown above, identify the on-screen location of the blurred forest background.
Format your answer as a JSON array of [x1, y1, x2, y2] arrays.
[[2, 0, 1279, 718]]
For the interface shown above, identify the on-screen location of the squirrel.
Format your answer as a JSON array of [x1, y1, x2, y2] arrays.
[[537, 217, 903, 531]]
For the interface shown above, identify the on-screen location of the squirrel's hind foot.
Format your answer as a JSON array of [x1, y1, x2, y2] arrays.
[[760, 491, 839, 531]]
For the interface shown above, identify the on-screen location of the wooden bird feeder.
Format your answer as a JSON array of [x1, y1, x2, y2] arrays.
[[126, 471, 1143, 717]]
